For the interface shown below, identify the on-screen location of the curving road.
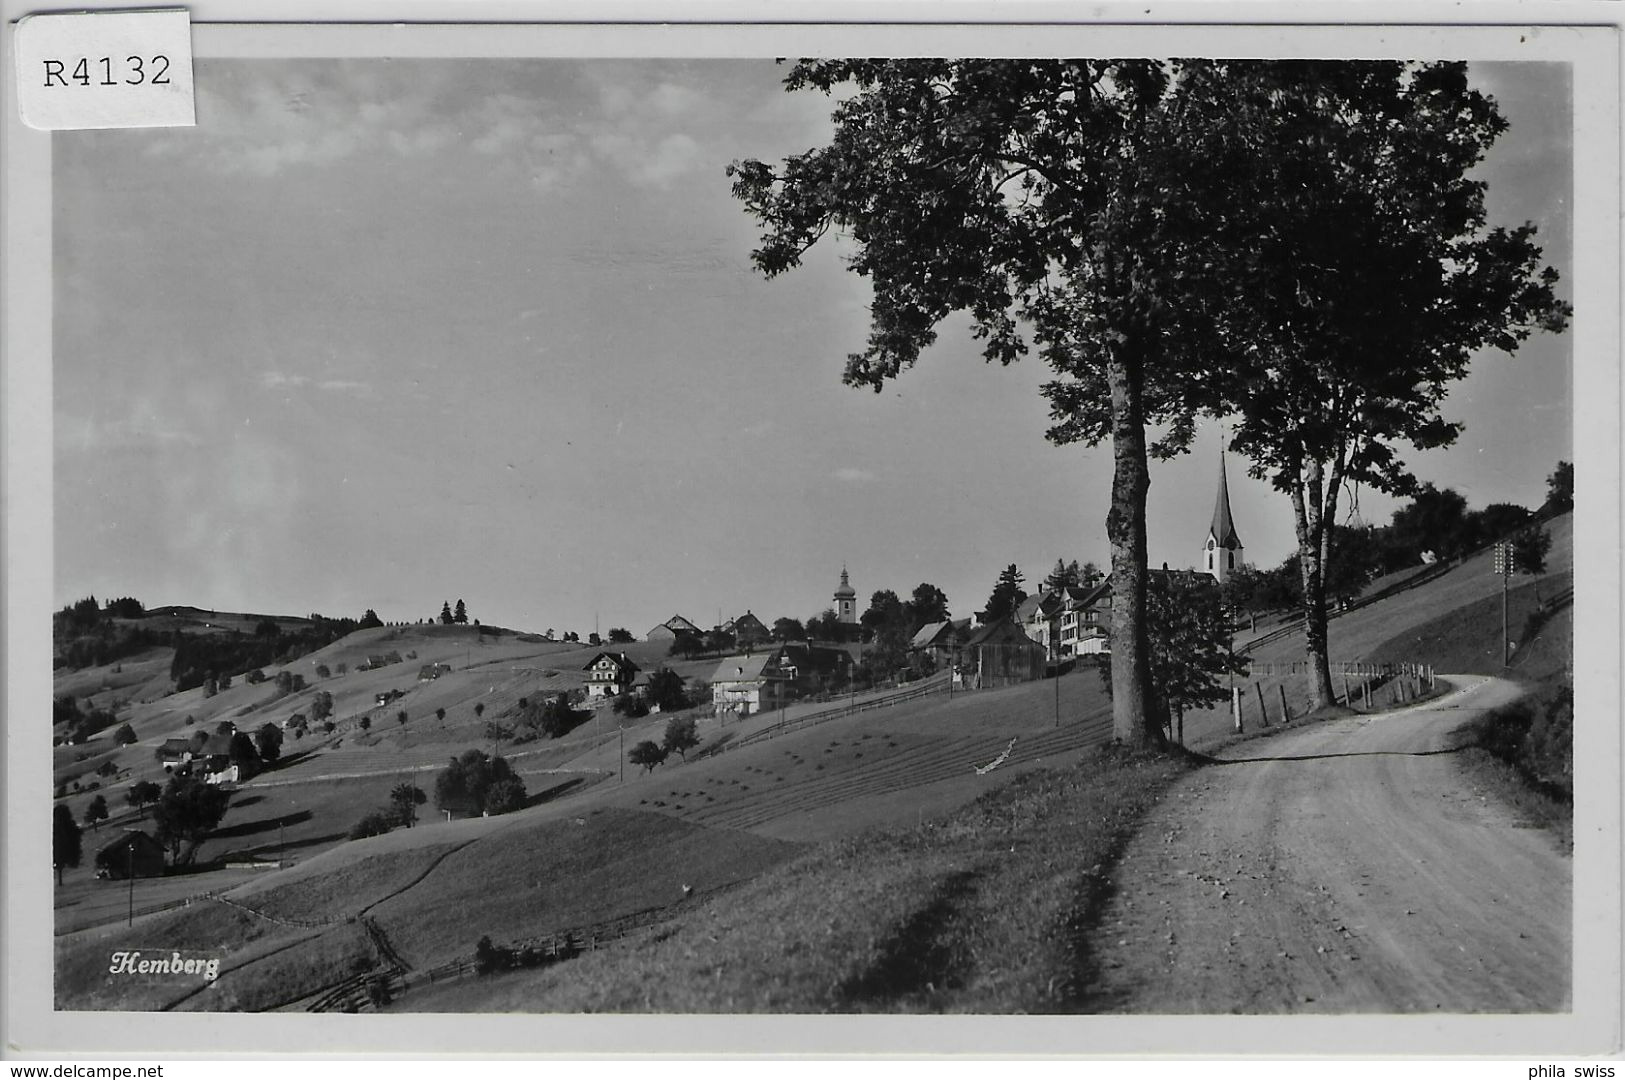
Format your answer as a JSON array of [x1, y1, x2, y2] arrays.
[[1086, 676, 1571, 1013]]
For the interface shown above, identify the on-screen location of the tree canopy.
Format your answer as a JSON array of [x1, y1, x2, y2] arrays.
[[1177, 62, 1568, 709], [732, 60, 1240, 744]]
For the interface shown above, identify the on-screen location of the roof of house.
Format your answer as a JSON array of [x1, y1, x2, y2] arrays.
[[158, 737, 193, 755], [664, 614, 700, 633], [581, 652, 640, 675], [909, 621, 963, 650], [96, 829, 164, 859], [965, 619, 1044, 648], [709, 652, 788, 684]]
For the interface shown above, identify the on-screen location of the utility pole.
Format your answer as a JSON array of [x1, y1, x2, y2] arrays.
[[619, 724, 624, 783], [127, 842, 135, 927]]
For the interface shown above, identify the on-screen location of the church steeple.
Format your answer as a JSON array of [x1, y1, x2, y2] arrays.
[[1205, 448, 1245, 582], [834, 566, 858, 624]]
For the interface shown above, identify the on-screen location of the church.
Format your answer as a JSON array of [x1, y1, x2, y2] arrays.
[[1203, 451, 1247, 582]]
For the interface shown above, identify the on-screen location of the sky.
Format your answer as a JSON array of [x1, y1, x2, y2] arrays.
[[53, 58, 1574, 637]]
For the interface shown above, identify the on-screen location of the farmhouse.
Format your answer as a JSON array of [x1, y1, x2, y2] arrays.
[[774, 642, 857, 694], [909, 618, 970, 668], [1021, 583, 1111, 661], [155, 738, 194, 769], [94, 830, 166, 879], [417, 663, 452, 681], [711, 652, 793, 720], [582, 652, 640, 699], [720, 611, 770, 650], [962, 619, 1047, 688], [645, 614, 701, 644]]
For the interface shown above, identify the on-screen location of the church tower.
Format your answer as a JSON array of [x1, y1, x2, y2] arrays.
[[834, 566, 858, 625], [1204, 451, 1245, 583]]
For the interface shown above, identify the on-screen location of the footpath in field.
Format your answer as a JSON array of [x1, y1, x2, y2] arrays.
[[1080, 675, 1570, 1013]]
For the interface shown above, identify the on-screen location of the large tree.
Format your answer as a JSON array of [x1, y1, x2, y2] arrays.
[[53, 804, 81, 885], [732, 60, 1229, 747], [982, 565, 1028, 624], [1144, 573, 1251, 746], [151, 776, 230, 865], [1179, 61, 1569, 710]]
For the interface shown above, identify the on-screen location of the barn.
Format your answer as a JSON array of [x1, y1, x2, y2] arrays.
[[962, 620, 1047, 688], [95, 830, 167, 879]]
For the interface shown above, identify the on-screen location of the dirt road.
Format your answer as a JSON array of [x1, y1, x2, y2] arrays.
[[1085, 675, 1570, 1013]]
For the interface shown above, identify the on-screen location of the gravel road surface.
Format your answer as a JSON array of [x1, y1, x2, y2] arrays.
[[1085, 675, 1570, 1013]]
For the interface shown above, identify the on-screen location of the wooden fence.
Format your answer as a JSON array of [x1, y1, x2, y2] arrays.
[[1233, 660, 1435, 729]]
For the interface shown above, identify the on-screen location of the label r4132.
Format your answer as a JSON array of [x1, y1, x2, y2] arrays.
[[43, 55, 171, 88]]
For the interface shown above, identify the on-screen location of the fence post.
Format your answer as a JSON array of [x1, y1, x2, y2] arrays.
[[1231, 685, 1243, 733], [1340, 668, 1350, 706], [1277, 684, 1291, 725], [1254, 683, 1268, 728]]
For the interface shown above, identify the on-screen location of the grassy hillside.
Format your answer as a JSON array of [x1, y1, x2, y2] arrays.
[[54, 518, 1576, 1012]]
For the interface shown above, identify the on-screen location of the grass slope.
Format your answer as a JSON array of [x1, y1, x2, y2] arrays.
[[392, 745, 1197, 1013]]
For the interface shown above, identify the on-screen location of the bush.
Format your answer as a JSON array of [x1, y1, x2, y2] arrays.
[[612, 694, 650, 719], [433, 750, 525, 816], [485, 778, 527, 815], [348, 810, 396, 840], [628, 740, 667, 774]]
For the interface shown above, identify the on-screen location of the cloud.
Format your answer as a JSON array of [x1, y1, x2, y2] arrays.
[[834, 467, 878, 485]]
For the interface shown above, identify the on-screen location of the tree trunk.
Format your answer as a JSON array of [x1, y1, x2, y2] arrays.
[[1105, 339, 1160, 747], [1288, 457, 1338, 710]]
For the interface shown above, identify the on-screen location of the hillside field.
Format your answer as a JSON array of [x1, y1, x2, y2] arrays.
[[52, 513, 1574, 1011]]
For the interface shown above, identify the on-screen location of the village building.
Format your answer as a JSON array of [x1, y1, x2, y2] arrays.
[[961, 619, 1048, 688], [645, 614, 702, 644], [417, 663, 452, 681], [774, 642, 858, 694], [710, 652, 794, 720], [1020, 583, 1112, 661], [155, 737, 195, 770], [909, 618, 970, 669], [94, 830, 167, 879], [1204, 450, 1247, 583], [720, 611, 770, 650], [833, 566, 859, 626], [582, 652, 640, 699]]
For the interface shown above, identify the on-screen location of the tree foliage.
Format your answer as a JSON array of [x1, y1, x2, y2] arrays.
[[84, 794, 109, 831], [432, 749, 524, 816], [662, 716, 700, 762], [53, 804, 81, 883], [646, 667, 690, 712], [628, 740, 667, 774], [731, 59, 1254, 746], [1177, 61, 1569, 709], [254, 722, 284, 765], [152, 776, 230, 864], [390, 782, 427, 827], [126, 779, 162, 817], [1545, 460, 1573, 514], [982, 565, 1028, 624]]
